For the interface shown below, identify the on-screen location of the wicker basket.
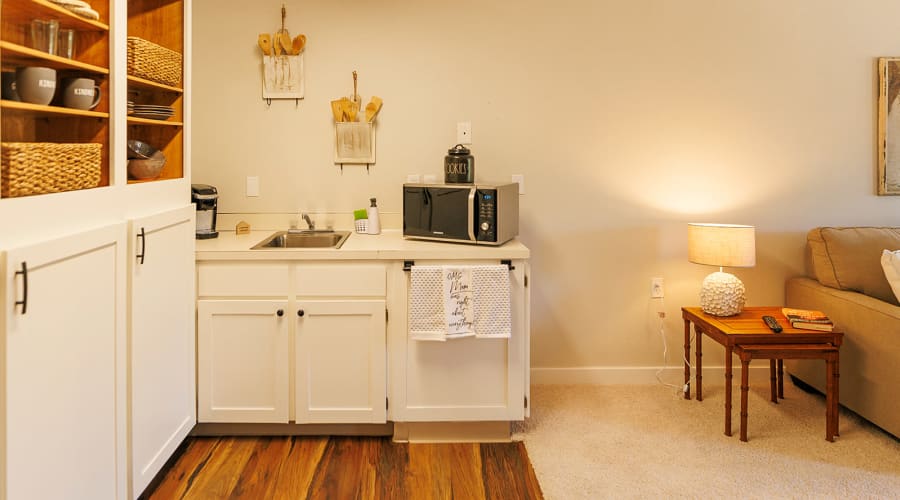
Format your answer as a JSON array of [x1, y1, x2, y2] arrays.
[[1, 142, 102, 197], [127, 37, 182, 87]]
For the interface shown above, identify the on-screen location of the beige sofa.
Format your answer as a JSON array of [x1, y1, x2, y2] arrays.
[[785, 227, 900, 438]]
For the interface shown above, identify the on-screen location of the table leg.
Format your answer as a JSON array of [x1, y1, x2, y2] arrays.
[[740, 356, 750, 442], [777, 359, 784, 399], [826, 357, 835, 442], [696, 327, 703, 402], [724, 346, 732, 436], [769, 360, 777, 403], [834, 353, 840, 437], [684, 319, 691, 400]]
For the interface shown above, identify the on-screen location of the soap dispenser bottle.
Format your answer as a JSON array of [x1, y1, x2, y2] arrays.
[[366, 197, 381, 235]]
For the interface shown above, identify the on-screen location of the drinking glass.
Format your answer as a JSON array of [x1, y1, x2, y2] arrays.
[[29, 19, 59, 55], [58, 29, 75, 59]]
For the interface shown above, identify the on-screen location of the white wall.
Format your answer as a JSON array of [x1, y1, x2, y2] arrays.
[[192, 0, 900, 377]]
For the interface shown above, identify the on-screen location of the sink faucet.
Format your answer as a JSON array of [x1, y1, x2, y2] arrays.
[[301, 212, 315, 230]]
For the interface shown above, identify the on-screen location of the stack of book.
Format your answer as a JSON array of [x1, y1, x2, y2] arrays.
[[782, 307, 834, 332]]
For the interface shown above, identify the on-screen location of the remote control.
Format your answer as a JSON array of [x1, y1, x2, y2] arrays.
[[762, 315, 783, 333]]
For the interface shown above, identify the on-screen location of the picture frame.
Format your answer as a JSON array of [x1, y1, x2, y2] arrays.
[[877, 57, 900, 195]]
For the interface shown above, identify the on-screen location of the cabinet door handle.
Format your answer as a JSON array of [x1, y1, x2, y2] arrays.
[[276, 309, 284, 317], [136, 227, 146, 265], [297, 309, 305, 317], [14, 261, 28, 315]]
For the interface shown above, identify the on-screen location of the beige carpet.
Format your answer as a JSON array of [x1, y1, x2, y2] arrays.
[[515, 383, 900, 499]]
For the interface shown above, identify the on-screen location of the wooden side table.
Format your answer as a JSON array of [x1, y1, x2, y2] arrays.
[[733, 343, 839, 442], [681, 307, 843, 439]]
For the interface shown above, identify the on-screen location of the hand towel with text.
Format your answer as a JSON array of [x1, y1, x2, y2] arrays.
[[408, 264, 511, 340]]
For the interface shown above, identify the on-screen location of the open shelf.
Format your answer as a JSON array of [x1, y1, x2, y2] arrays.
[[2, 99, 108, 118], [0, 41, 109, 74], [127, 75, 182, 94], [2, 0, 109, 31], [127, 116, 182, 127]]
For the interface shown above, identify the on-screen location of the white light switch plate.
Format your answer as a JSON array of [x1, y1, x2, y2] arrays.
[[246, 176, 259, 197], [512, 174, 525, 194]]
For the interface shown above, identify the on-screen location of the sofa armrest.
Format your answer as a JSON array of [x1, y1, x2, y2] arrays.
[[785, 277, 900, 438]]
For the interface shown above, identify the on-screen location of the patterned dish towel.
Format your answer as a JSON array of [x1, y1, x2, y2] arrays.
[[408, 265, 511, 341]]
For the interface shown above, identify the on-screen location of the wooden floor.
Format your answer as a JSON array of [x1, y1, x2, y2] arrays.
[[144, 436, 543, 499]]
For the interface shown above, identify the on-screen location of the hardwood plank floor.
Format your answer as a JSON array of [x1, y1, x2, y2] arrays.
[[144, 436, 543, 500]]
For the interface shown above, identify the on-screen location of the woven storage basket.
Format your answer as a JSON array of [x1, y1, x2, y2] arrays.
[[1, 142, 102, 197], [127, 37, 182, 87]]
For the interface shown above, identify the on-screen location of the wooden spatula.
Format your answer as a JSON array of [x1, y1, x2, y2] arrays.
[[330, 100, 344, 122], [365, 96, 383, 123], [257, 34, 272, 56]]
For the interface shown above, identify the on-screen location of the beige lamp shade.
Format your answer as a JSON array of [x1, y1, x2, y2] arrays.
[[687, 223, 756, 268]]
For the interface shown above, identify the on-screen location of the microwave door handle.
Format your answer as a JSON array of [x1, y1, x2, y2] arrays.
[[468, 188, 476, 241]]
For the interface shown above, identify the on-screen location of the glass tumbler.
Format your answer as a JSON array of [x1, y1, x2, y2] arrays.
[[29, 19, 59, 55], [58, 29, 75, 59]]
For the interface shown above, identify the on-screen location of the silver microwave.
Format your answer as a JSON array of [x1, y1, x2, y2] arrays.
[[402, 183, 519, 245]]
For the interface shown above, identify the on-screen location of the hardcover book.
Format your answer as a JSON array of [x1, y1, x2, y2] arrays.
[[782, 307, 834, 331]]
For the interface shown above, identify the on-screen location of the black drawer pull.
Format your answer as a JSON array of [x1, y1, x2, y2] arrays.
[[137, 227, 146, 265], [276, 309, 284, 317], [297, 309, 305, 317], [15, 261, 28, 315]]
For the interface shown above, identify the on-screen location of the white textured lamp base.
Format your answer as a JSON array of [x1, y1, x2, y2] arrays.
[[699, 271, 746, 316]]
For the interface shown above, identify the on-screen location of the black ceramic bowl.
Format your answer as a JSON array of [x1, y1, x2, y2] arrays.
[[127, 139, 158, 160]]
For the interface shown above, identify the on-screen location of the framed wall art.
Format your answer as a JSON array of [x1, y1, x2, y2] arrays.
[[877, 57, 900, 195]]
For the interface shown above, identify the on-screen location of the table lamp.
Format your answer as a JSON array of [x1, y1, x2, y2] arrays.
[[688, 223, 756, 316]]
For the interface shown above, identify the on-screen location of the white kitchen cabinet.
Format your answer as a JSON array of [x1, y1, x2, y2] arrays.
[[1, 223, 127, 500], [197, 300, 290, 423], [388, 260, 530, 423], [196, 262, 387, 425], [295, 299, 386, 424], [129, 206, 195, 498]]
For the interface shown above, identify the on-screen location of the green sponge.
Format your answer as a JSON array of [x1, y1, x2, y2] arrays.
[[354, 209, 368, 220]]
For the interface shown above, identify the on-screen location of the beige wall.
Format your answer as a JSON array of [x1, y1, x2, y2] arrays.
[[193, 0, 900, 377]]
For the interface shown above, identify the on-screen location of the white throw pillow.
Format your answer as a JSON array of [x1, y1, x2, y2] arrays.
[[882, 249, 900, 302]]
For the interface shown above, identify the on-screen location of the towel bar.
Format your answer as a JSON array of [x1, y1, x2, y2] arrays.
[[402, 260, 515, 271]]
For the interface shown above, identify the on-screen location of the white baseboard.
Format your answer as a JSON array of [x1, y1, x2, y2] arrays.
[[531, 365, 775, 385]]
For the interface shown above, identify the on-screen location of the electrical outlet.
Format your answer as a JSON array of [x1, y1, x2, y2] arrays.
[[457, 122, 472, 144], [407, 174, 421, 183], [651, 277, 664, 298], [423, 174, 438, 183]]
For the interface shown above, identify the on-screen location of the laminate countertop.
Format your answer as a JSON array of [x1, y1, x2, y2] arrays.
[[195, 229, 530, 261]]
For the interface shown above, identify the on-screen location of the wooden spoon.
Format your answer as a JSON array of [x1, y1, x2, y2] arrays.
[[273, 33, 283, 55], [291, 34, 307, 55], [365, 96, 383, 123], [257, 34, 272, 56], [279, 31, 292, 56]]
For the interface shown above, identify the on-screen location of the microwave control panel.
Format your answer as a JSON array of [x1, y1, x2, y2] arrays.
[[476, 189, 497, 242]]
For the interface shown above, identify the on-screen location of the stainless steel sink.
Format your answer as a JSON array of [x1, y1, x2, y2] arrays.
[[251, 230, 350, 249]]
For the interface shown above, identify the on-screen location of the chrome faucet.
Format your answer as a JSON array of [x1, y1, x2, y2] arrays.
[[301, 212, 315, 230]]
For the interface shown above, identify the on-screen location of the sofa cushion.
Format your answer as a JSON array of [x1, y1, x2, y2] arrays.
[[808, 227, 900, 305], [883, 250, 900, 302]]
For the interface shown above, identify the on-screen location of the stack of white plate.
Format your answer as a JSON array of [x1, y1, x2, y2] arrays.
[[131, 104, 174, 120], [127, 101, 134, 115]]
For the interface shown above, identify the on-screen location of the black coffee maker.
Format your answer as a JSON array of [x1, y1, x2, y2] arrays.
[[191, 184, 219, 239]]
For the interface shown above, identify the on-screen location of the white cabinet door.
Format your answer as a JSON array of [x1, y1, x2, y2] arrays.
[[390, 260, 529, 422], [197, 300, 289, 423], [2, 223, 127, 500], [129, 206, 195, 498], [295, 300, 386, 424]]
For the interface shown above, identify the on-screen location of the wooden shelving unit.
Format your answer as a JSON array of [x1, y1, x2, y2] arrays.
[[126, 0, 184, 184], [0, 0, 111, 197]]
